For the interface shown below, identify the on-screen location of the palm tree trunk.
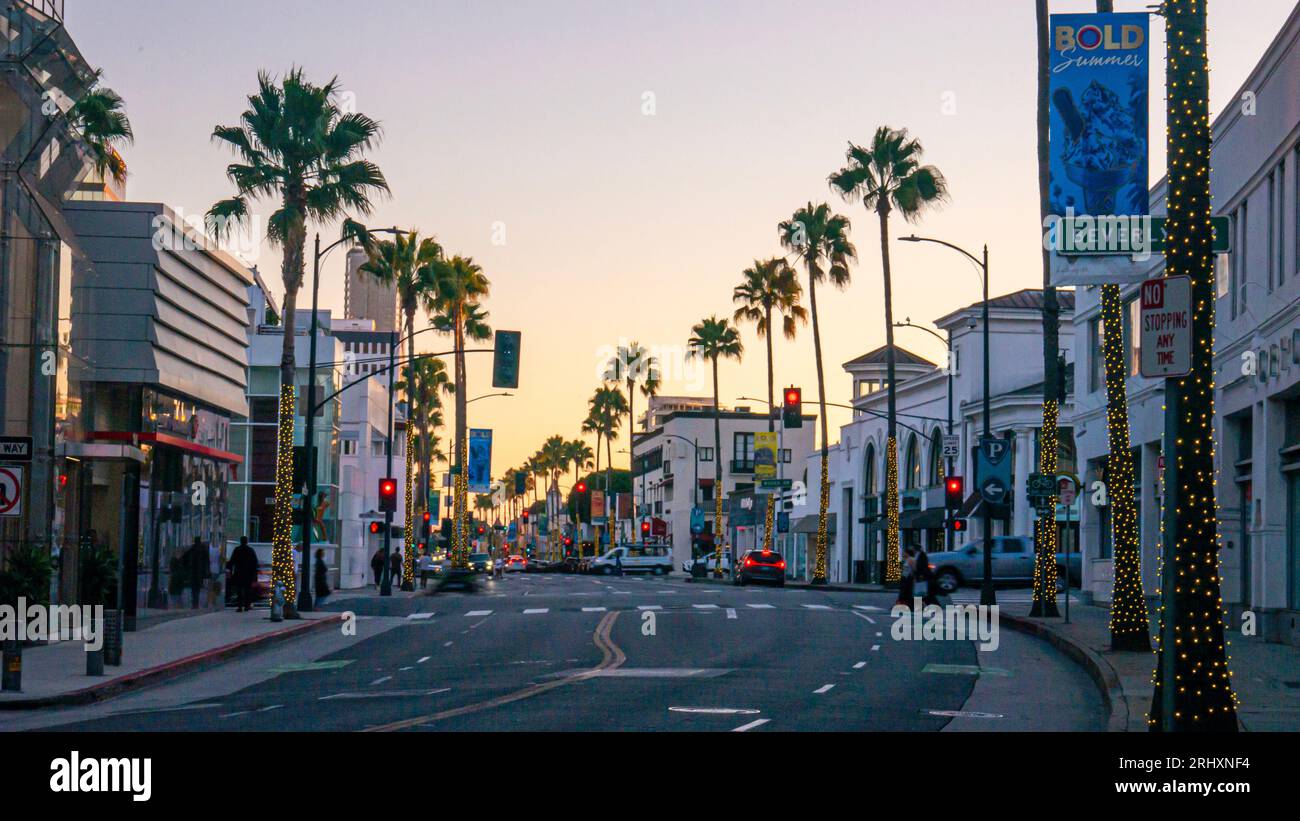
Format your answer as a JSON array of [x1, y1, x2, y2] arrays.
[[807, 274, 831, 584], [401, 310, 417, 588], [762, 302, 776, 553], [1031, 0, 1061, 617], [627, 378, 636, 534], [711, 358, 724, 577], [454, 308, 469, 566], [271, 227, 305, 603], [879, 206, 901, 585]]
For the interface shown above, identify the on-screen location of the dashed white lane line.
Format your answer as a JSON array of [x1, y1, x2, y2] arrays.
[[733, 718, 770, 732], [219, 711, 251, 719], [693, 604, 719, 610], [523, 608, 550, 615], [399, 666, 414, 672], [853, 605, 884, 612], [726, 608, 737, 620], [853, 662, 867, 670], [407, 612, 435, 620], [814, 684, 836, 695], [871, 644, 881, 652], [851, 611, 876, 624], [370, 676, 392, 686], [746, 603, 775, 609], [638, 605, 662, 611], [582, 607, 607, 612], [464, 610, 493, 617], [418, 656, 431, 663], [442, 641, 454, 647], [258, 704, 284, 712], [802, 604, 833, 610]]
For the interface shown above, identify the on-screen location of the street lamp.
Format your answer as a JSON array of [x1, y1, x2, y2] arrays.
[[900, 235, 994, 606], [300, 225, 407, 614]]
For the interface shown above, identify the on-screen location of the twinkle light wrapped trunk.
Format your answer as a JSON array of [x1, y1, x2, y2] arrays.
[[884, 438, 900, 582], [1149, 0, 1237, 731], [271, 385, 298, 601], [1102, 284, 1150, 649], [403, 417, 417, 586]]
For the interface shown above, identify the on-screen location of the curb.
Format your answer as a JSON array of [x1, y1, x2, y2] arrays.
[[0, 613, 344, 711], [1001, 614, 1130, 732]]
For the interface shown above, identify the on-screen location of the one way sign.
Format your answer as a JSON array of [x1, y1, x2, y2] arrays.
[[0, 436, 33, 463]]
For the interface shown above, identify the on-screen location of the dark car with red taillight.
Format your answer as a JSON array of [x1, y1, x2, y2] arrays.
[[734, 550, 786, 587]]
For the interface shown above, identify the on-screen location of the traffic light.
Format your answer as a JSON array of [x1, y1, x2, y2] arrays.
[[421, 511, 432, 539], [521, 510, 530, 525], [947, 518, 968, 533], [477, 524, 486, 536], [368, 521, 382, 535], [575, 481, 587, 494], [378, 478, 397, 513], [945, 477, 964, 513], [782, 387, 803, 429], [515, 471, 527, 495], [640, 521, 651, 537], [492, 330, 522, 389]]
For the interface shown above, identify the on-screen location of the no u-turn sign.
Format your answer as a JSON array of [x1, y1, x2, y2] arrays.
[[0, 466, 22, 517]]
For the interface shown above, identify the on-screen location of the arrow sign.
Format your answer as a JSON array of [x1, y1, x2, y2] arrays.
[[976, 437, 1013, 506]]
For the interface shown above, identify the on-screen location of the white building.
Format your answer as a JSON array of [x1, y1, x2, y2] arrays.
[[1072, 6, 1300, 647], [631, 404, 816, 573], [798, 291, 1077, 584]]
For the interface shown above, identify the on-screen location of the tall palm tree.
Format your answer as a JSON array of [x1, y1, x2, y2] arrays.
[[208, 69, 388, 599], [68, 70, 133, 187], [395, 356, 453, 537], [687, 316, 744, 578], [426, 256, 491, 566], [606, 343, 660, 531], [778, 204, 856, 584], [829, 127, 949, 585], [360, 232, 443, 588], [585, 386, 629, 548], [539, 435, 569, 560], [565, 439, 595, 551], [733, 257, 807, 553], [1029, 0, 1062, 618]]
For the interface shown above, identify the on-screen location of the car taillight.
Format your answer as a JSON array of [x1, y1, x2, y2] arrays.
[[744, 557, 754, 567], [777, 560, 786, 570]]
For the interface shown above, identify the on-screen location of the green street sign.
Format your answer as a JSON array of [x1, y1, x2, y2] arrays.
[[1057, 215, 1231, 256], [760, 479, 793, 490]]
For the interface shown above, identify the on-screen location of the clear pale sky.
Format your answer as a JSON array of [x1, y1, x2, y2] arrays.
[[69, 0, 1298, 475]]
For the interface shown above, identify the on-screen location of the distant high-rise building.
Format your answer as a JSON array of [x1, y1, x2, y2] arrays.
[[344, 247, 397, 333]]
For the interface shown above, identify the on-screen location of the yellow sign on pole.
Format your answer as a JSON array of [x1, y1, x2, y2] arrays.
[[755, 432, 778, 482]]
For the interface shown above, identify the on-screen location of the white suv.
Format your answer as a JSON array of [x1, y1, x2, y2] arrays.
[[589, 544, 673, 575]]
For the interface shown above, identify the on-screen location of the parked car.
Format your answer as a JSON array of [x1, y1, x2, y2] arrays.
[[927, 536, 1083, 594], [589, 544, 673, 575], [683, 551, 732, 575], [734, 550, 786, 586]]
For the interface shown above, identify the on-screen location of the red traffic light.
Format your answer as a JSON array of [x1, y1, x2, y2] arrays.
[[368, 522, 382, 534], [521, 511, 530, 523], [640, 521, 651, 535], [785, 388, 801, 406], [575, 481, 587, 494], [948, 518, 968, 533], [946, 478, 962, 493], [477, 525, 486, 535], [380, 479, 396, 496], [564, 537, 573, 547]]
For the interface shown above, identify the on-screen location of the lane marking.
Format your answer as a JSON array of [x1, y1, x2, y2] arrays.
[[928, 709, 1004, 719], [418, 656, 431, 663], [582, 607, 607, 612], [851, 611, 877, 625], [726, 608, 737, 620], [219, 711, 251, 719], [258, 704, 284, 712], [853, 662, 867, 670], [366, 611, 625, 732], [814, 684, 836, 694], [746, 603, 775, 609], [523, 608, 550, 615], [399, 666, 414, 672], [443, 641, 454, 647], [852, 605, 884, 612], [370, 676, 392, 686], [322, 688, 451, 700], [923, 663, 1010, 677], [692, 604, 719, 610], [669, 707, 760, 715], [638, 605, 661, 611], [464, 610, 493, 617], [407, 612, 435, 620], [732, 718, 770, 732], [802, 604, 833, 610], [871, 645, 881, 652]]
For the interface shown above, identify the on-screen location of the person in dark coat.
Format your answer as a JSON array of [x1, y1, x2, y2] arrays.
[[371, 549, 385, 588], [227, 536, 259, 612], [184, 537, 210, 609], [896, 545, 918, 607], [915, 546, 940, 607], [389, 549, 403, 586], [314, 548, 330, 603]]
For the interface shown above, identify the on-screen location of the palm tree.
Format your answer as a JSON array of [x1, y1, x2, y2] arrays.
[[733, 257, 807, 552], [539, 435, 569, 560], [395, 356, 453, 535], [606, 343, 660, 526], [687, 316, 744, 578], [565, 440, 595, 552], [426, 256, 491, 566], [829, 128, 949, 585], [778, 204, 856, 584], [208, 69, 388, 599], [68, 70, 133, 187], [360, 232, 443, 588]]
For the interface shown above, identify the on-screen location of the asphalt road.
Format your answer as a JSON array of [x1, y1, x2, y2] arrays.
[[3, 573, 1105, 733]]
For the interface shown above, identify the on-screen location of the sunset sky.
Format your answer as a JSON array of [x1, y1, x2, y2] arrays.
[[69, 0, 1298, 475]]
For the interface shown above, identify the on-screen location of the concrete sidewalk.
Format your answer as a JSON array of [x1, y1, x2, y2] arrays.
[[1002, 601, 1300, 732], [0, 606, 345, 709]]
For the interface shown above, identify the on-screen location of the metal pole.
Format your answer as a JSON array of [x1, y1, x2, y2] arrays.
[[299, 233, 321, 614], [980, 245, 995, 607], [380, 329, 396, 596], [1159, 379, 1180, 731]]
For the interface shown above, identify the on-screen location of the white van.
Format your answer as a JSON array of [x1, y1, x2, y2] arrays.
[[589, 544, 673, 575]]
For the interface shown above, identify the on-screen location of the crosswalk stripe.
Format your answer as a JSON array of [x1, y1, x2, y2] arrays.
[[464, 610, 493, 617], [523, 608, 549, 615], [582, 607, 607, 612], [693, 604, 719, 610], [746, 604, 775, 609], [638, 605, 662, 611], [802, 604, 833, 610], [406, 612, 435, 620]]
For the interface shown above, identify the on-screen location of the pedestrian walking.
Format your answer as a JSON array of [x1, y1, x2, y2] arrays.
[[184, 536, 210, 609], [915, 546, 939, 607], [371, 549, 385, 588], [390, 549, 403, 587], [227, 536, 258, 612], [896, 545, 918, 607], [314, 548, 330, 603]]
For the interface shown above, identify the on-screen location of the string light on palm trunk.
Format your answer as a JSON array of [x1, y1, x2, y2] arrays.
[[1150, 0, 1237, 730], [884, 438, 900, 583], [403, 420, 416, 586], [1031, 400, 1060, 616], [271, 385, 297, 602]]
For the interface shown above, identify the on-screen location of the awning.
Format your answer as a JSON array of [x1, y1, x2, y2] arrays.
[[899, 507, 946, 531], [793, 512, 836, 535], [89, 431, 243, 464]]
